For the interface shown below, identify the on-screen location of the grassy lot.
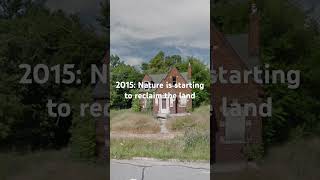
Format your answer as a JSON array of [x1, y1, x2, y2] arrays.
[[111, 109, 160, 133], [0, 150, 108, 180], [166, 105, 210, 132], [110, 105, 210, 161], [215, 138, 320, 180], [111, 130, 210, 161]]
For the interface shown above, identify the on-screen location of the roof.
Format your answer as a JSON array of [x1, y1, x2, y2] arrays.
[[148, 72, 189, 84], [226, 34, 260, 69]]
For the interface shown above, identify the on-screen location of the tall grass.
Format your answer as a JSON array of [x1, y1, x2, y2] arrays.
[[111, 136, 210, 161], [166, 105, 210, 132], [111, 109, 160, 133]]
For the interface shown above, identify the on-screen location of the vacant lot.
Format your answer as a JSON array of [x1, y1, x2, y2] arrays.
[[110, 106, 210, 161], [111, 109, 160, 134], [111, 129, 210, 161], [166, 105, 210, 132]]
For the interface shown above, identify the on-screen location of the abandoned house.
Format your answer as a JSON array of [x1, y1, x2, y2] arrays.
[[139, 64, 193, 116], [211, 2, 263, 162]]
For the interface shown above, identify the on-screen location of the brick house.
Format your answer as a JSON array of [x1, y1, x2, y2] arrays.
[[211, 3, 263, 162], [139, 64, 192, 116]]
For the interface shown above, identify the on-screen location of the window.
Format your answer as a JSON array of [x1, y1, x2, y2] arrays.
[[172, 76, 176, 86], [224, 107, 246, 143], [162, 99, 166, 109], [144, 81, 149, 90]]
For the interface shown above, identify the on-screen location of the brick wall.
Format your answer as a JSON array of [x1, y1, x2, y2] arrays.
[[154, 67, 192, 114], [212, 27, 263, 162]]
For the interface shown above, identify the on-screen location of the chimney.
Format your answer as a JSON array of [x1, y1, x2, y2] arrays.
[[188, 62, 192, 80], [249, 1, 260, 57]]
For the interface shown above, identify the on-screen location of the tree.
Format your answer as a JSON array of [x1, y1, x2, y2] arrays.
[[97, 0, 109, 33], [0, 5, 106, 149], [111, 60, 143, 109], [147, 51, 166, 73], [212, 0, 320, 144], [110, 54, 123, 68]]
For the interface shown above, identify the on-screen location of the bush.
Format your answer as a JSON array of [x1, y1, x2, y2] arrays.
[[243, 143, 264, 161], [131, 97, 141, 112], [69, 114, 96, 160], [64, 87, 96, 160]]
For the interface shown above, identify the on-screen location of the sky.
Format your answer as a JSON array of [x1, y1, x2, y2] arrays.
[[110, 0, 210, 66], [45, 0, 319, 67], [46, 0, 102, 30]]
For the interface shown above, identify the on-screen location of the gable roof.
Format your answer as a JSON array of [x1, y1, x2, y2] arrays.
[[226, 34, 260, 69], [148, 72, 189, 84]]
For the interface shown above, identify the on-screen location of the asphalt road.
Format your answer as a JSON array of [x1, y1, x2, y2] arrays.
[[111, 159, 210, 180]]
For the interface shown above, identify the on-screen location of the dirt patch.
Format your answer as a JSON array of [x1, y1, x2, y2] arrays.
[[111, 132, 183, 140]]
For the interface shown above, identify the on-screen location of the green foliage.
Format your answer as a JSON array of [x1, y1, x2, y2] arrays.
[[0, 5, 105, 150], [148, 51, 165, 73], [69, 114, 96, 160], [188, 57, 210, 107], [145, 98, 153, 113], [97, 0, 109, 33], [243, 143, 264, 161], [111, 137, 209, 160], [168, 117, 195, 131], [110, 60, 143, 109], [183, 128, 209, 151], [64, 87, 96, 160], [212, 0, 249, 34], [213, 0, 320, 145], [131, 97, 141, 112]]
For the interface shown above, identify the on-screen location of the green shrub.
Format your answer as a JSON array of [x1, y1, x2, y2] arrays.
[[131, 97, 141, 112], [69, 114, 96, 160], [64, 87, 96, 160], [243, 143, 264, 161]]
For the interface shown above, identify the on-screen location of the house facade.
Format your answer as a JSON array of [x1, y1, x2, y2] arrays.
[[211, 3, 263, 162], [140, 65, 192, 116]]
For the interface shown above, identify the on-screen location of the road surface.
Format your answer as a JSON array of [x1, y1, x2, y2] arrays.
[[111, 158, 210, 180]]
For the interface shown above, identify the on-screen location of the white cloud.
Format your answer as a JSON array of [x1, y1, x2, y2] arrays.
[[124, 56, 145, 66], [111, 0, 210, 63]]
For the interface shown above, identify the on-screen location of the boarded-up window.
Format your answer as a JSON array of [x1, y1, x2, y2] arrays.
[[225, 107, 246, 143], [162, 99, 166, 109], [179, 97, 187, 107]]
